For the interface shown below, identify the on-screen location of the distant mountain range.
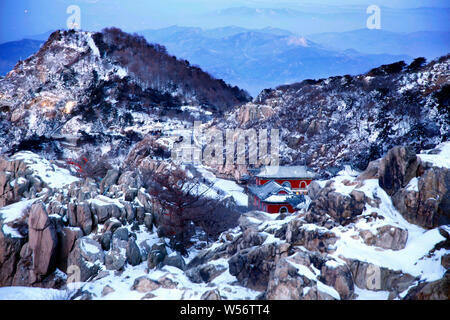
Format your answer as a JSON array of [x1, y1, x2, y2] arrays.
[[3, 25, 449, 95], [204, 6, 450, 34], [308, 29, 450, 60], [139, 26, 411, 95]]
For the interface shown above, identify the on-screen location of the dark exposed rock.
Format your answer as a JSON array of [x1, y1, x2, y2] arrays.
[[103, 218, 122, 233], [228, 242, 289, 291], [201, 289, 222, 300], [67, 237, 105, 282], [126, 239, 142, 266], [378, 146, 419, 196], [306, 184, 368, 225], [186, 263, 226, 283], [144, 213, 153, 231], [112, 227, 129, 242], [28, 201, 58, 276], [403, 273, 450, 300], [76, 202, 93, 235], [0, 223, 26, 286], [319, 260, 354, 299], [105, 248, 126, 271], [57, 227, 83, 272], [359, 225, 408, 250], [285, 219, 337, 253], [147, 242, 167, 269], [162, 253, 186, 271], [392, 166, 450, 228], [100, 231, 112, 251], [100, 169, 120, 194], [265, 254, 316, 300]]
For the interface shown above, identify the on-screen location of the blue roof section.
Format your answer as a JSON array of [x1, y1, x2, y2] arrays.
[[248, 180, 293, 201]]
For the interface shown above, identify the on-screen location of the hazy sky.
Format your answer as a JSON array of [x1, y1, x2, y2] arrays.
[[1, 0, 449, 43]]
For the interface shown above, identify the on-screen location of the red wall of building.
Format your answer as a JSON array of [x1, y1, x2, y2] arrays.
[[252, 195, 295, 214], [265, 203, 295, 214], [256, 178, 312, 189]]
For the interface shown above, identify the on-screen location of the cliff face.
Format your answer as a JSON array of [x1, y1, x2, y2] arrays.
[[0, 29, 250, 163], [221, 57, 449, 176]]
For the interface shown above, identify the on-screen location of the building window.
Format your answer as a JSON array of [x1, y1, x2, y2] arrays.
[[300, 181, 307, 189], [279, 206, 288, 214]]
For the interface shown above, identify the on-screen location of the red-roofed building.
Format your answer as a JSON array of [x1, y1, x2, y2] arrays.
[[248, 166, 316, 214]]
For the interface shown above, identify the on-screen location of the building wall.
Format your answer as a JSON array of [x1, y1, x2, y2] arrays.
[[265, 203, 295, 214], [248, 194, 295, 214], [256, 178, 313, 189]]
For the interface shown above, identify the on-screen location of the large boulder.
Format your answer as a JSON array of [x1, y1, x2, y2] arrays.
[[67, 237, 105, 282], [359, 225, 408, 250], [378, 146, 420, 196], [285, 219, 337, 253], [56, 227, 83, 272], [105, 248, 126, 271], [100, 169, 120, 194], [228, 242, 289, 291], [76, 202, 94, 235], [319, 260, 354, 299], [0, 223, 26, 285], [28, 201, 58, 276], [403, 273, 450, 300], [186, 263, 226, 283], [265, 252, 341, 300], [126, 239, 141, 266], [147, 242, 167, 269], [265, 253, 316, 300], [392, 167, 450, 228], [306, 184, 368, 225], [345, 258, 416, 294], [131, 276, 160, 293], [162, 253, 186, 271]]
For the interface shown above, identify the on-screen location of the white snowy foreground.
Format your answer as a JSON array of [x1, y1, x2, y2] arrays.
[[0, 143, 449, 300]]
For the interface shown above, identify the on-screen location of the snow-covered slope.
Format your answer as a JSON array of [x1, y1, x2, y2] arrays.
[[219, 56, 449, 176]]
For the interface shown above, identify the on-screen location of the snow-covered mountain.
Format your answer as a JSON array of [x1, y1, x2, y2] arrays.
[[140, 26, 411, 96], [0, 28, 250, 164], [0, 29, 448, 301], [217, 56, 449, 178]]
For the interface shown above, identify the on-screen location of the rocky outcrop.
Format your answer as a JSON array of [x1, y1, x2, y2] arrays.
[[403, 273, 450, 300], [359, 225, 408, 250], [126, 239, 142, 266], [392, 166, 450, 228], [265, 251, 350, 300], [131, 276, 161, 293], [147, 242, 167, 269], [67, 237, 105, 282], [307, 182, 368, 225], [378, 146, 420, 196], [0, 157, 44, 208], [285, 219, 338, 253], [186, 263, 226, 283], [228, 242, 290, 291], [28, 202, 58, 276], [0, 225, 26, 286], [345, 258, 417, 294]]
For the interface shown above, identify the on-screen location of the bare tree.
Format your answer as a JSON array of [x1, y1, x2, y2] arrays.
[[142, 167, 240, 254]]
